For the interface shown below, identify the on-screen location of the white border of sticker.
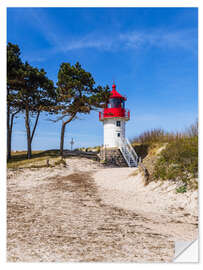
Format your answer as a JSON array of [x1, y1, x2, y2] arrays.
[[0, 0, 201, 269]]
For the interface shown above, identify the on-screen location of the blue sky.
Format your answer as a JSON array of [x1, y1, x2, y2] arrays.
[[7, 7, 198, 150]]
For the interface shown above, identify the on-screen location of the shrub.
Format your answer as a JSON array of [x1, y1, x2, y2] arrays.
[[132, 128, 185, 145], [152, 136, 198, 187], [176, 185, 187, 193]]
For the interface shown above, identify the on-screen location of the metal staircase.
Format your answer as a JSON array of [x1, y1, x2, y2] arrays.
[[118, 137, 138, 167]]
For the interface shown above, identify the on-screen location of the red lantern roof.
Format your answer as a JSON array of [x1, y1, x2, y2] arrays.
[[110, 84, 126, 100], [99, 83, 130, 121]]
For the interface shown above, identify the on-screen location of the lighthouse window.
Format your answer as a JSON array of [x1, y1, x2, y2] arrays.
[[109, 98, 121, 108], [116, 121, 121, 127], [117, 133, 120, 137]]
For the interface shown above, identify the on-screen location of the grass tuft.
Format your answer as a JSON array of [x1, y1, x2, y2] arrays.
[[7, 150, 60, 169], [132, 121, 198, 190]]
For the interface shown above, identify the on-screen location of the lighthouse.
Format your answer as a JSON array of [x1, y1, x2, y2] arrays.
[[99, 83, 129, 147], [99, 84, 138, 167]]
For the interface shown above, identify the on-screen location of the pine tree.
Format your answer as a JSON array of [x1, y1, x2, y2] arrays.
[[56, 62, 110, 156], [16, 62, 56, 159], [7, 42, 23, 160]]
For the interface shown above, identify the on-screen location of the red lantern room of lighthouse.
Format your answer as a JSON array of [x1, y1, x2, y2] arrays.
[[99, 84, 130, 148]]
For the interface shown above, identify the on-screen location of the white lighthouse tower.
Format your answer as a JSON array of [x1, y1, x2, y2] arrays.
[[99, 83, 138, 167]]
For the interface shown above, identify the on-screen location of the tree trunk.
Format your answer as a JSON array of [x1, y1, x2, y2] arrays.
[[7, 129, 12, 160], [60, 123, 66, 157], [7, 105, 11, 160], [25, 107, 32, 159], [59, 113, 76, 157], [25, 109, 41, 159], [7, 117, 14, 161], [7, 105, 20, 160], [31, 111, 40, 143]]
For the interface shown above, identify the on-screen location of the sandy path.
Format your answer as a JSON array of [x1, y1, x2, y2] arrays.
[[7, 158, 197, 262]]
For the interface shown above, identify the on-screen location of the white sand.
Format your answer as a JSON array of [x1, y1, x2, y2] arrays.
[[7, 157, 198, 262], [7, 157, 104, 189], [93, 167, 198, 241]]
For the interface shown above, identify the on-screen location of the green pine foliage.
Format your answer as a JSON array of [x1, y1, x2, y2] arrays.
[[56, 62, 110, 156]]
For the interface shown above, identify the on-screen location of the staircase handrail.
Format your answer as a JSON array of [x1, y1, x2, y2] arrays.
[[119, 137, 138, 167], [126, 138, 138, 160], [118, 139, 131, 167]]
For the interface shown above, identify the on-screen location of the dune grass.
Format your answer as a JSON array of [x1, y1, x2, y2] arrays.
[[152, 136, 198, 189], [131, 121, 198, 190], [7, 149, 99, 169], [132, 121, 198, 145], [7, 150, 61, 169]]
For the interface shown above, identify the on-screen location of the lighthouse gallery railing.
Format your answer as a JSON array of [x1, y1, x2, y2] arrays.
[[99, 110, 130, 121], [119, 137, 138, 167]]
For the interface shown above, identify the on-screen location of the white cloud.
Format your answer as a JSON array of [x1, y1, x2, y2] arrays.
[[119, 29, 197, 52], [62, 30, 196, 54], [26, 9, 197, 54], [48, 29, 197, 54], [62, 36, 114, 52]]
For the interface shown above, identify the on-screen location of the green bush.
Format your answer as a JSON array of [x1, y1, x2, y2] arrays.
[[176, 185, 187, 193], [152, 136, 198, 187]]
